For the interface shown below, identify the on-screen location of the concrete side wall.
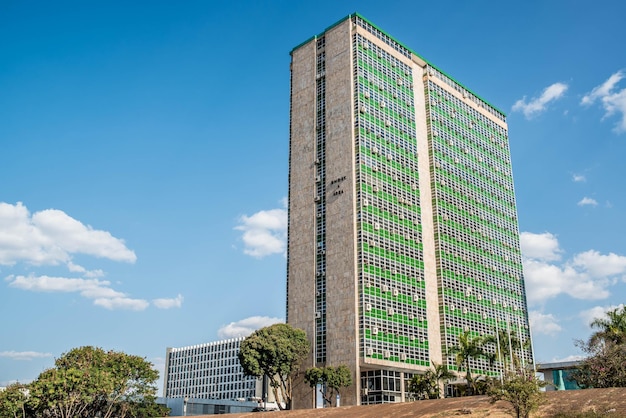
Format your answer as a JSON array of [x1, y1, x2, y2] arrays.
[[323, 19, 360, 407], [287, 39, 318, 410]]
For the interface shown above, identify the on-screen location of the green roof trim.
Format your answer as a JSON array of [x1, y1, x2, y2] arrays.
[[291, 12, 506, 117]]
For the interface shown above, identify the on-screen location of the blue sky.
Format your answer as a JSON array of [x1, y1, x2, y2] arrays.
[[1, 0, 626, 391]]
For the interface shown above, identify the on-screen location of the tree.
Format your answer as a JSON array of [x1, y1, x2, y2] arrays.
[[448, 330, 490, 395], [407, 363, 454, 400], [589, 306, 626, 347], [485, 329, 531, 373], [238, 323, 309, 410], [569, 338, 626, 389], [304, 365, 352, 407], [568, 306, 626, 389], [0, 383, 28, 418], [488, 369, 547, 418], [27, 346, 164, 418]]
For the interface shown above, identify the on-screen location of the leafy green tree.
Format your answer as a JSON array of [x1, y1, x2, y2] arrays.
[[27, 346, 164, 418], [589, 306, 626, 347], [0, 383, 28, 418], [488, 369, 547, 418], [570, 338, 626, 388], [448, 330, 490, 395], [238, 323, 309, 410], [304, 365, 352, 407], [407, 373, 432, 400], [568, 306, 626, 389]]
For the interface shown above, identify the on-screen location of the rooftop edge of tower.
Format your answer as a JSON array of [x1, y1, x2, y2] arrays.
[[290, 12, 506, 119]]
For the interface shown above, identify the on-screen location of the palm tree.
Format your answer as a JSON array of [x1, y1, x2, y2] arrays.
[[485, 329, 528, 371], [407, 363, 454, 399], [448, 330, 488, 395], [431, 363, 455, 398], [589, 306, 626, 347]]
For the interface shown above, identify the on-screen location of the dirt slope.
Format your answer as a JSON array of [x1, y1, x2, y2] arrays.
[[217, 388, 626, 417]]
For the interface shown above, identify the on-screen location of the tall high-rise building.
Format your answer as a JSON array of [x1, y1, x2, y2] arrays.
[[287, 13, 533, 408]]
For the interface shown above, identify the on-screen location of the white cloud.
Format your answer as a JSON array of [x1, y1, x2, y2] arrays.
[[235, 200, 287, 258], [0, 351, 53, 361], [153, 294, 184, 309], [512, 82, 568, 118], [523, 258, 609, 304], [548, 354, 585, 363], [579, 304, 625, 328], [6, 274, 150, 311], [572, 174, 586, 182], [577, 197, 598, 207], [572, 251, 626, 278], [520, 231, 562, 261], [217, 316, 283, 339], [521, 232, 626, 305], [0, 202, 136, 268], [581, 70, 626, 133], [94, 297, 149, 311], [529, 311, 562, 336]]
